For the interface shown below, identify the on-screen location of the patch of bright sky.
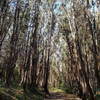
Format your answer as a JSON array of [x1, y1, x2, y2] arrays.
[[53, 0, 72, 15], [9, 0, 28, 8], [54, 0, 99, 15], [9, 1, 17, 13], [90, 0, 99, 12], [53, 1, 62, 14], [9, 0, 17, 7]]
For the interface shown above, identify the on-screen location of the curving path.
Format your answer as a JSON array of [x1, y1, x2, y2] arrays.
[[44, 92, 82, 100]]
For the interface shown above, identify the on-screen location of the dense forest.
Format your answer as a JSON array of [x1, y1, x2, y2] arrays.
[[0, 0, 100, 100]]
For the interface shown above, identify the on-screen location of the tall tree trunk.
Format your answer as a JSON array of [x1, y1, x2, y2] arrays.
[[76, 34, 95, 100], [0, 0, 9, 50], [43, 45, 50, 94], [30, 0, 40, 88], [88, 18, 100, 87], [5, 0, 20, 87], [21, 0, 40, 89]]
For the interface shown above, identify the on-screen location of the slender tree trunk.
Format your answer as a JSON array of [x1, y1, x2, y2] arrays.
[[5, 0, 20, 87], [0, 0, 9, 50], [43, 46, 50, 94], [76, 35, 95, 100], [88, 19, 100, 87]]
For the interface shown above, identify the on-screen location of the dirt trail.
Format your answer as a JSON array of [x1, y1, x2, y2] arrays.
[[44, 92, 82, 100]]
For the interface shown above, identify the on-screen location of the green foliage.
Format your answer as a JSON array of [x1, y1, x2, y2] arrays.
[[63, 87, 73, 94], [95, 91, 100, 100], [57, 83, 74, 94], [49, 87, 64, 93], [96, 94, 100, 100]]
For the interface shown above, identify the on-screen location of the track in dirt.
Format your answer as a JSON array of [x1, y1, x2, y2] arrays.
[[44, 92, 82, 100]]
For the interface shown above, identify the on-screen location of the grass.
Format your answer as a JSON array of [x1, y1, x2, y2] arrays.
[[49, 86, 74, 94], [49, 87, 65, 93], [0, 87, 44, 100]]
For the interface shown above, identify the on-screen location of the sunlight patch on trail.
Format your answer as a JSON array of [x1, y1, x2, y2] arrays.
[[49, 88, 64, 93]]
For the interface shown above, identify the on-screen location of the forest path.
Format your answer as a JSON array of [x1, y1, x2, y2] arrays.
[[44, 92, 82, 100]]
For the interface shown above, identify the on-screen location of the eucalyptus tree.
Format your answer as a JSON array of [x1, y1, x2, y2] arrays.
[[54, 0, 99, 100]]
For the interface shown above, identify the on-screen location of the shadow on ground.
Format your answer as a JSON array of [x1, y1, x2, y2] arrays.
[[0, 87, 44, 100]]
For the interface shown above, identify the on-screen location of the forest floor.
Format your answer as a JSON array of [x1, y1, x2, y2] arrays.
[[0, 87, 100, 100], [45, 88, 82, 100], [44, 92, 82, 100], [45, 88, 100, 100], [0, 87, 44, 100]]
